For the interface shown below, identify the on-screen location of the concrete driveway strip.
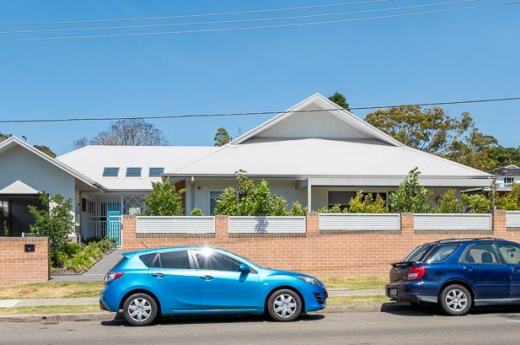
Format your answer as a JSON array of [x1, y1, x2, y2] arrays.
[[2, 310, 520, 345]]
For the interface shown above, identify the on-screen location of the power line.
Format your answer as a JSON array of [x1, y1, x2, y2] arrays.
[[0, 0, 480, 35], [1, 97, 519, 124], [1, 1, 517, 43], [0, 0, 394, 27]]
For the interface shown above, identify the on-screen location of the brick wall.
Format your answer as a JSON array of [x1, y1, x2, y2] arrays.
[[0, 237, 50, 287], [122, 211, 520, 277]]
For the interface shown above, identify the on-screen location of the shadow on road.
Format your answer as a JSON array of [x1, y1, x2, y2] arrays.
[[381, 302, 520, 317], [101, 312, 325, 327]]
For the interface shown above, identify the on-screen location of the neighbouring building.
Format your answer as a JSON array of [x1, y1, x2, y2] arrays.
[[0, 93, 492, 245]]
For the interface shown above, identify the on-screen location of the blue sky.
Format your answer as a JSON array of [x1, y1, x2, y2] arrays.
[[0, 0, 518, 155]]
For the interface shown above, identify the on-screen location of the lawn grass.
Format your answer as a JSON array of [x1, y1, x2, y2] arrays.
[[0, 305, 103, 315], [318, 275, 387, 290], [327, 295, 392, 306], [0, 282, 104, 300]]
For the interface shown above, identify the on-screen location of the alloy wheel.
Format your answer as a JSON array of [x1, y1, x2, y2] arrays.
[[445, 288, 468, 312]]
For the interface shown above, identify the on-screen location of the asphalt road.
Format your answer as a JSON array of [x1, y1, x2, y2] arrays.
[[2, 306, 520, 345]]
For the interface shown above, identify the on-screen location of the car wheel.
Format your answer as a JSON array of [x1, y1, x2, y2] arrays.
[[440, 284, 472, 316], [267, 289, 302, 322], [123, 293, 158, 326]]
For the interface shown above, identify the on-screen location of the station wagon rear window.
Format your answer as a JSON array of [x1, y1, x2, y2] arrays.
[[425, 245, 459, 263], [402, 244, 433, 262]]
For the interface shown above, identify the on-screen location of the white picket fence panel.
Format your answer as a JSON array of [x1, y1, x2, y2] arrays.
[[319, 214, 401, 231], [228, 216, 306, 234], [414, 214, 492, 231], [136, 216, 215, 234], [506, 211, 520, 228]]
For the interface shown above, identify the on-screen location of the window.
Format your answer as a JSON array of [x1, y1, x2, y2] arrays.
[[195, 250, 241, 271], [209, 191, 223, 215], [461, 244, 499, 264], [158, 250, 191, 269], [425, 245, 459, 263], [402, 244, 432, 262], [504, 177, 514, 185], [149, 167, 164, 177], [126, 167, 142, 177], [139, 253, 156, 267], [496, 243, 520, 264], [328, 191, 356, 210], [103, 167, 119, 177]]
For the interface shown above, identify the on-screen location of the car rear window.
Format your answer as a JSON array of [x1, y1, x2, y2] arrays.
[[111, 257, 127, 270], [402, 244, 433, 262], [139, 253, 156, 267], [424, 245, 459, 263]]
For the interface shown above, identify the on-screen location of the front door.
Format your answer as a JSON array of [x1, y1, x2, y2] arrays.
[[148, 250, 200, 312], [193, 249, 260, 311], [496, 243, 520, 300], [107, 203, 121, 246], [459, 243, 510, 301]]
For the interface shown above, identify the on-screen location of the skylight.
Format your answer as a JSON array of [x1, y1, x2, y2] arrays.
[[126, 167, 142, 177], [149, 167, 164, 177], [102, 167, 119, 177]]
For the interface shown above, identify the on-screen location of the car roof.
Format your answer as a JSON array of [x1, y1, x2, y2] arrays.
[[123, 246, 230, 257], [426, 238, 515, 245]]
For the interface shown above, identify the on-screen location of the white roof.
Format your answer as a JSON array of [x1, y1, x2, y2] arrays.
[[167, 137, 489, 180], [57, 145, 217, 191]]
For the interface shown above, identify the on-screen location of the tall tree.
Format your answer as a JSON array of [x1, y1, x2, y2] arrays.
[[214, 127, 231, 146], [33, 145, 57, 158], [328, 91, 351, 111], [74, 119, 169, 147]]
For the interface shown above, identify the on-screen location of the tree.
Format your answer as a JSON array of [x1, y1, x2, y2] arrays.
[[486, 146, 520, 168], [438, 189, 463, 213], [143, 180, 184, 216], [461, 194, 491, 213], [28, 192, 75, 265], [33, 145, 56, 158], [72, 137, 89, 150], [214, 170, 289, 216], [498, 183, 520, 210], [214, 127, 231, 146], [389, 168, 432, 213], [0, 131, 9, 142], [445, 128, 499, 172], [348, 192, 387, 213], [75, 119, 169, 147], [365, 106, 475, 156], [328, 92, 350, 111]]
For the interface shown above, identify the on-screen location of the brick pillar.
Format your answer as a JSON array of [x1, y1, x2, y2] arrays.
[[122, 215, 137, 250], [401, 213, 414, 235], [492, 210, 507, 238], [306, 212, 320, 237], [215, 215, 228, 239]]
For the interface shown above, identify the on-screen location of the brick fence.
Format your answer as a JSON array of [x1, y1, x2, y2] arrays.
[[121, 210, 520, 276], [0, 237, 50, 287]]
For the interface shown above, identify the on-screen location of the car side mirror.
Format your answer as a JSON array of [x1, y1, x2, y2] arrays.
[[239, 263, 250, 272]]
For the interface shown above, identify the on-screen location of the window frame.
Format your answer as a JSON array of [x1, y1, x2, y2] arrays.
[[459, 243, 502, 265], [126, 167, 142, 177], [208, 190, 224, 216], [102, 167, 119, 177]]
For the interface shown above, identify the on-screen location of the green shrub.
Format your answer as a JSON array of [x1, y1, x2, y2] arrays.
[[389, 168, 432, 213], [438, 189, 463, 213], [143, 180, 184, 216], [461, 194, 491, 213], [348, 192, 387, 213], [190, 208, 205, 216], [498, 183, 520, 210], [289, 201, 308, 216]]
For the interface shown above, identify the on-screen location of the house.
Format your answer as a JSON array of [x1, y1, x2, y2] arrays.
[[1, 93, 492, 244], [490, 164, 520, 195]]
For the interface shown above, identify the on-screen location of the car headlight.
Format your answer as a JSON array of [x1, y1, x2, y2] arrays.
[[297, 276, 321, 286]]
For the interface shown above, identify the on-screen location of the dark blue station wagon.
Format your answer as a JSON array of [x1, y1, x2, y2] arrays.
[[386, 238, 520, 315]]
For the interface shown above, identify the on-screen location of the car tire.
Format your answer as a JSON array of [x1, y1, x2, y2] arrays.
[[440, 284, 472, 316], [267, 289, 302, 322], [123, 293, 158, 326]]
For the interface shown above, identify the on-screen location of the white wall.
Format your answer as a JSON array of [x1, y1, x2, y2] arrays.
[[0, 145, 76, 206]]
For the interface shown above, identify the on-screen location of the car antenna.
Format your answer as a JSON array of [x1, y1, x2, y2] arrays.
[[141, 242, 149, 249]]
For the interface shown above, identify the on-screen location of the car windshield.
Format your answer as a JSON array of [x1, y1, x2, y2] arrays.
[[402, 244, 433, 262]]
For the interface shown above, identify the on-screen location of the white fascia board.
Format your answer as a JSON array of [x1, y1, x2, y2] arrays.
[[308, 177, 492, 188]]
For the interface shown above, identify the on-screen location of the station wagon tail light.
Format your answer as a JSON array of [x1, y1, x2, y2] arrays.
[[105, 272, 124, 283], [407, 267, 426, 280]]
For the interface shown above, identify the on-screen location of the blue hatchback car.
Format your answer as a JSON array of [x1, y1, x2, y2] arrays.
[[386, 238, 520, 315], [100, 246, 327, 325]]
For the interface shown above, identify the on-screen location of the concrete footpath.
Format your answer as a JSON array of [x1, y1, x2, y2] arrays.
[[50, 249, 123, 282]]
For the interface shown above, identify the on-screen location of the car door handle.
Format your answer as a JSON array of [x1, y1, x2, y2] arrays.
[[462, 266, 474, 272], [151, 273, 165, 278], [200, 275, 214, 281]]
